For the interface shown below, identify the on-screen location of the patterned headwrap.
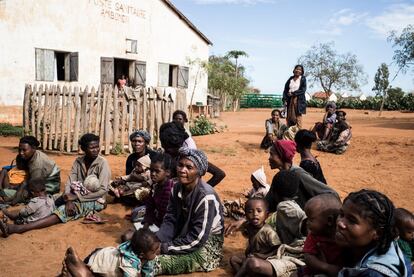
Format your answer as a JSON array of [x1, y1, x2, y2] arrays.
[[272, 140, 297, 164], [129, 130, 151, 144], [178, 147, 208, 176]]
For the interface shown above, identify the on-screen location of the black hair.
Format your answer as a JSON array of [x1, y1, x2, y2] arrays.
[[394, 208, 414, 229], [305, 193, 342, 218], [295, 129, 316, 149], [344, 189, 396, 255], [79, 133, 100, 152], [19, 136, 40, 148], [272, 170, 300, 200], [28, 178, 46, 193], [293, 64, 305, 75], [130, 229, 160, 255], [159, 121, 189, 149], [336, 110, 347, 117], [245, 197, 269, 212], [172, 110, 188, 123], [150, 152, 172, 171], [15, 154, 28, 170], [271, 109, 281, 117]]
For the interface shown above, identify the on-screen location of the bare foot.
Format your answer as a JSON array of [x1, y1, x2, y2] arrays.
[[64, 247, 94, 277]]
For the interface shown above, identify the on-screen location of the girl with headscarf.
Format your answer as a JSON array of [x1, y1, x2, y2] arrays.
[[154, 147, 224, 275], [159, 121, 225, 187], [126, 130, 156, 175], [283, 65, 307, 129]]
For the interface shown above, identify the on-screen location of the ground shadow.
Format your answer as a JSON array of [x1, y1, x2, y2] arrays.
[[370, 121, 414, 130]]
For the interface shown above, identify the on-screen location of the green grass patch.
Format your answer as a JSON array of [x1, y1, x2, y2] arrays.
[[0, 123, 24, 137]]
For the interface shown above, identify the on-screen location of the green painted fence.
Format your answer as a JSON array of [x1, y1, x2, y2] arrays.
[[240, 94, 283, 108]]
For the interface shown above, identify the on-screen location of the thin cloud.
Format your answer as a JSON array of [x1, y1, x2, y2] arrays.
[[193, 0, 274, 5], [366, 3, 414, 37], [312, 9, 368, 36], [224, 37, 310, 50]]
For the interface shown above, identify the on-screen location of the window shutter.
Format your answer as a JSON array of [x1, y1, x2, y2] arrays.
[[131, 40, 137, 54], [178, 66, 189, 88], [44, 49, 54, 81], [158, 63, 169, 87], [70, 52, 79, 81], [135, 61, 146, 86], [100, 57, 114, 84], [35, 48, 44, 81]]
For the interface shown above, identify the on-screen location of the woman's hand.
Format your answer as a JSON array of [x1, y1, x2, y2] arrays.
[[65, 201, 77, 217], [224, 218, 246, 236]]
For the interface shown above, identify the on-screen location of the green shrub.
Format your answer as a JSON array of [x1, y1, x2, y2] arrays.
[[401, 94, 414, 111], [110, 142, 123, 155], [190, 115, 216, 136], [0, 123, 24, 137]]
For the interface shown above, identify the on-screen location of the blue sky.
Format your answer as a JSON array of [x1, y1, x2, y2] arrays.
[[172, 0, 414, 96]]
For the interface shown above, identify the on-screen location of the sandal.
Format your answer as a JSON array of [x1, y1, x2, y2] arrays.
[[0, 220, 9, 237]]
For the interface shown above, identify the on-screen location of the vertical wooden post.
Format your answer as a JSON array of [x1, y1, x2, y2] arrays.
[[60, 86, 67, 152], [53, 86, 61, 150], [80, 86, 88, 135], [30, 84, 38, 137], [37, 84, 44, 148], [120, 95, 127, 153], [104, 86, 112, 155], [23, 84, 31, 135], [95, 85, 102, 135], [128, 97, 134, 153], [48, 85, 56, 150], [113, 86, 120, 148], [88, 87, 96, 134], [66, 86, 73, 152], [142, 87, 148, 131], [134, 89, 140, 130], [73, 86, 81, 152], [148, 88, 155, 147], [99, 85, 108, 147], [42, 85, 51, 149]]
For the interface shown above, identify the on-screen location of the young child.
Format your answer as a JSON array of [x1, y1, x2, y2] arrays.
[[0, 155, 28, 203], [141, 152, 173, 229], [298, 193, 343, 277], [62, 228, 160, 277], [243, 166, 270, 199], [1, 178, 55, 225], [110, 154, 152, 201], [312, 102, 337, 140], [336, 189, 412, 277], [394, 208, 414, 271], [230, 197, 280, 277], [317, 110, 352, 154]]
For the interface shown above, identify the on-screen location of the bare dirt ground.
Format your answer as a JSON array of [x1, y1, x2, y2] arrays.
[[0, 108, 413, 276]]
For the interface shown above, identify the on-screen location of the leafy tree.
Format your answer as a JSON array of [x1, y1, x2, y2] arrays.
[[385, 87, 405, 110], [225, 50, 249, 80], [388, 25, 414, 76], [298, 42, 367, 97], [372, 63, 390, 116]]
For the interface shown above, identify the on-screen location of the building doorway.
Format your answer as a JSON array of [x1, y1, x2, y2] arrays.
[[101, 57, 146, 87]]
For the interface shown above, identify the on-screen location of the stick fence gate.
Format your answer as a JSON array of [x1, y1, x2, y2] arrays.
[[23, 84, 187, 154]]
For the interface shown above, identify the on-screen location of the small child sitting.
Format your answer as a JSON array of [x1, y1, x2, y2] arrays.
[[298, 193, 343, 277], [1, 178, 55, 224], [0, 155, 28, 203], [110, 154, 152, 201], [62, 228, 160, 277], [395, 208, 414, 271], [312, 102, 337, 140], [243, 166, 270, 199], [141, 152, 173, 230], [230, 197, 280, 277]]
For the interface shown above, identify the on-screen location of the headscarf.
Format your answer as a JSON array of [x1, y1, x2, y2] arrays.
[[159, 122, 189, 149], [129, 130, 151, 144], [272, 140, 296, 164], [252, 166, 268, 187], [137, 154, 151, 169], [178, 147, 208, 176]]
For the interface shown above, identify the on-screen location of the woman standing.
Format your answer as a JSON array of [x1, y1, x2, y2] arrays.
[[283, 65, 307, 129], [154, 147, 224, 275], [126, 130, 156, 175]]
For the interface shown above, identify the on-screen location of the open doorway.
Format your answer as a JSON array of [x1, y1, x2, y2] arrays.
[[114, 58, 130, 86], [101, 57, 146, 87]]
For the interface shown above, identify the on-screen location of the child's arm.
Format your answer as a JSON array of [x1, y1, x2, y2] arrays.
[[304, 253, 341, 277]]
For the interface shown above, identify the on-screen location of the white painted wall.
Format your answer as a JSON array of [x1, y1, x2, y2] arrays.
[[0, 0, 210, 105]]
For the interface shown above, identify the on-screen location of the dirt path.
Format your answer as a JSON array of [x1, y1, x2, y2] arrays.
[[0, 108, 413, 276]]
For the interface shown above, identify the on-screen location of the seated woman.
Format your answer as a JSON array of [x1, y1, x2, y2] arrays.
[[312, 102, 337, 140], [159, 121, 225, 187], [260, 109, 287, 149], [295, 129, 327, 184], [0, 133, 111, 237], [154, 147, 224, 275], [1, 136, 60, 205], [126, 130, 156, 175], [317, 110, 352, 154]]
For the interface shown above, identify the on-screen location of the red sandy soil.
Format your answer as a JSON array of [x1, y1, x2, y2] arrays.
[[0, 108, 413, 276]]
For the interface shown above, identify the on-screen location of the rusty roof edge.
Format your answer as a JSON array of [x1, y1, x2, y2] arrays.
[[162, 0, 213, 46]]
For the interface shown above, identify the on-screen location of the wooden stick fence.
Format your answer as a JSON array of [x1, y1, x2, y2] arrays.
[[23, 84, 187, 154]]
